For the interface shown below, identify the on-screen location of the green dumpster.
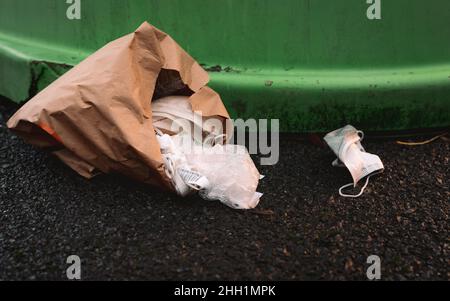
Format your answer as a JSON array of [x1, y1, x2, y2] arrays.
[[0, 0, 449, 132]]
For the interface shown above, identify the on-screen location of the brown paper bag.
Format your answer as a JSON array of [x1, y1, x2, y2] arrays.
[[7, 22, 230, 191]]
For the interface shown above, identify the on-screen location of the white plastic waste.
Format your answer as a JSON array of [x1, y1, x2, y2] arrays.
[[324, 125, 384, 198], [185, 144, 263, 209], [153, 96, 263, 209], [156, 133, 209, 197]]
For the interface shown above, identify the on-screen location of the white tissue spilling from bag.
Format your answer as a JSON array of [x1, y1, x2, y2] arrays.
[[152, 95, 231, 143], [154, 96, 263, 209], [324, 125, 384, 198]]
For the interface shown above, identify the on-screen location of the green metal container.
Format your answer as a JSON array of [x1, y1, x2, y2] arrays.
[[0, 0, 449, 131]]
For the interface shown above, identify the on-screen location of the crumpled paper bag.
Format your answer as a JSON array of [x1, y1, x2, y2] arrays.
[[7, 22, 230, 191]]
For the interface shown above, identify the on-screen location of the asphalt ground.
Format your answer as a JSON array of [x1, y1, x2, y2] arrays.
[[0, 98, 449, 280]]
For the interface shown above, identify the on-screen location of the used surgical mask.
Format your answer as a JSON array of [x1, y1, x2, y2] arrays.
[[324, 125, 384, 198]]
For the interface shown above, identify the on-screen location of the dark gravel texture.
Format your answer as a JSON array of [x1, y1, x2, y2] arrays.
[[0, 99, 449, 281]]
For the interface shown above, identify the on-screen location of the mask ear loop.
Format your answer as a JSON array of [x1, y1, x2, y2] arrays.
[[357, 130, 365, 142], [339, 176, 371, 198], [338, 170, 383, 198]]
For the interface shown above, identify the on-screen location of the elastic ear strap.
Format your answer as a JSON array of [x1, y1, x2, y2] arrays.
[[339, 176, 371, 198], [357, 130, 365, 142]]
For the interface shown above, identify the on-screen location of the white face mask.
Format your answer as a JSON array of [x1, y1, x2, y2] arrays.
[[324, 125, 384, 198]]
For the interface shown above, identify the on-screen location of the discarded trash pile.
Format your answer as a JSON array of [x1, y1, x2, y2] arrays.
[[153, 96, 263, 209], [6, 22, 385, 207], [7, 22, 262, 209]]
